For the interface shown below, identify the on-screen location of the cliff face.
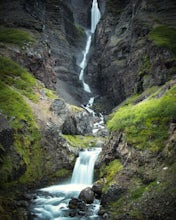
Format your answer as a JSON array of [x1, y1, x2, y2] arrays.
[[0, 0, 87, 105], [87, 0, 176, 113]]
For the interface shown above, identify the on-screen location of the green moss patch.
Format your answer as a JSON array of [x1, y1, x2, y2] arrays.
[[149, 25, 176, 55], [0, 56, 39, 101], [0, 82, 43, 187], [0, 27, 35, 46], [107, 84, 176, 152], [100, 159, 123, 191], [63, 135, 105, 148]]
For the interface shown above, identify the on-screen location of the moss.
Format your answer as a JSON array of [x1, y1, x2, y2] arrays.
[[68, 105, 83, 113], [100, 159, 123, 192], [138, 55, 151, 77], [0, 56, 39, 102], [0, 27, 35, 46], [44, 88, 57, 99], [63, 135, 105, 148], [107, 84, 176, 152], [149, 25, 176, 56], [74, 23, 85, 38], [0, 82, 42, 187], [53, 168, 71, 178]]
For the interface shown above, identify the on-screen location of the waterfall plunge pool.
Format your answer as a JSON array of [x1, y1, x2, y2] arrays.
[[30, 148, 102, 220]]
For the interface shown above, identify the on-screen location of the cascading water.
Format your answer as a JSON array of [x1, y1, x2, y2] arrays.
[[30, 1, 103, 219], [30, 148, 102, 219], [79, 0, 101, 98]]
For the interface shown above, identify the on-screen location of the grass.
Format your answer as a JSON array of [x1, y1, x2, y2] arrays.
[[63, 135, 105, 148], [100, 159, 123, 192], [0, 81, 43, 187], [0, 56, 39, 101], [0, 27, 35, 46], [107, 84, 176, 152], [149, 25, 176, 56]]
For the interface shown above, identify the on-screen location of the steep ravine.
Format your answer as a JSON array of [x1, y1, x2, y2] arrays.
[[0, 0, 176, 219]]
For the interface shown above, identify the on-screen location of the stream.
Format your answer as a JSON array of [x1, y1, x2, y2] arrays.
[[30, 1, 102, 219], [30, 148, 102, 219]]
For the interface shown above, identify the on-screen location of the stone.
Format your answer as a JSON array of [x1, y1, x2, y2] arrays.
[[92, 183, 103, 197], [78, 187, 95, 204]]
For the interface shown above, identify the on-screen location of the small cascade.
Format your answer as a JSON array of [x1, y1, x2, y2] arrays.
[[30, 148, 102, 219], [71, 148, 101, 185]]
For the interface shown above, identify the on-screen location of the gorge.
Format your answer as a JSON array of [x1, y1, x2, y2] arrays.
[[0, 0, 176, 220]]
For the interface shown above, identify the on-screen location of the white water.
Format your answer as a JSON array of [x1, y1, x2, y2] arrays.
[[31, 148, 102, 219], [91, 0, 101, 33], [79, 0, 101, 95], [71, 148, 101, 185]]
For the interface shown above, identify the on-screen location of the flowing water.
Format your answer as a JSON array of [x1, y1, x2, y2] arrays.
[[30, 1, 103, 219], [79, 0, 101, 96], [30, 148, 102, 219]]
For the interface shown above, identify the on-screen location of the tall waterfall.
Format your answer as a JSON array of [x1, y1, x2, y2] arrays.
[[71, 148, 102, 185], [79, 0, 101, 93], [91, 0, 101, 33]]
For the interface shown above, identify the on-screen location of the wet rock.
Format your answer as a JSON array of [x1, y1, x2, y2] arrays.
[[79, 187, 95, 204], [92, 183, 103, 198]]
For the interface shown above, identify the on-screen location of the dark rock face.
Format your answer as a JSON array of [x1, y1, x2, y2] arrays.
[[0, 0, 86, 105], [62, 110, 94, 135], [86, 0, 176, 113], [101, 185, 126, 206]]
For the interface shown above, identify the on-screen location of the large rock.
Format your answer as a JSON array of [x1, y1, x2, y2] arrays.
[[78, 187, 95, 204], [62, 110, 94, 135]]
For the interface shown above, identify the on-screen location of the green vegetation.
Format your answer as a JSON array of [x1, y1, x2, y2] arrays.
[[0, 27, 35, 46], [53, 168, 71, 179], [0, 81, 42, 186], [74, 23, 85, 38], [107, 84, 176, 152], [63, 135, 105, 148], [44, 88, 57, 99], [149, 25, 176, 56], [100, 159, 123, 191], [138, 55, 151, 77], [0, 56, 39, 101]]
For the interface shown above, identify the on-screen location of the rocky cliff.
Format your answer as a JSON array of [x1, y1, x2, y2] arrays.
[[87, 0, 176, 113]]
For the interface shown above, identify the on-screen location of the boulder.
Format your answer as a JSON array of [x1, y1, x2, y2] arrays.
[[78, 187, 95, 204], [50, 99, 69, 120], [92, 183, 103, 198], [62, 111, 94, 135]]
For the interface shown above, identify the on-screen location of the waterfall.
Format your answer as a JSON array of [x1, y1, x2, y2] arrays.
[[30, 148, 102, 219], [79, 0, 101, 94], [91, 0, 101, 33], [71, 148, 102, 184]]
